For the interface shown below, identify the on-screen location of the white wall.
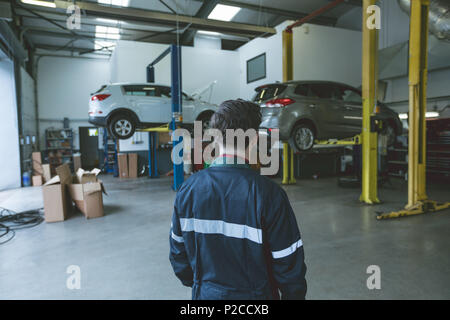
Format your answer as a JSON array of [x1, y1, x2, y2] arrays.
[[0, 58, 21, 190], [238, 22, 363, 100], [110, 40, 240, 151], [37, 56, 110, 149], [292, 24, 362, 87]]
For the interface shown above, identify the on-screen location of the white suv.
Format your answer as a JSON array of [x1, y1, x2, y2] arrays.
[[88, 83, 218, 139]]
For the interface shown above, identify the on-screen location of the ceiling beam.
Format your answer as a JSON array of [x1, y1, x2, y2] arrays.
[[34, 43, 111, 54], [53, 0, 275, 37], [180, 0, 219, 45]]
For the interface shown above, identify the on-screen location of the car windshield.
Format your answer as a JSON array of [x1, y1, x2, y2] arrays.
[[253, 85, 287, 103]]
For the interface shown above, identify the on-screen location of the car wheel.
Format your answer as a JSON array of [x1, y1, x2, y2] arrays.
[[289, 123, 315, 152], [381, 123, 396, 146], [109, 115, 136, 140]]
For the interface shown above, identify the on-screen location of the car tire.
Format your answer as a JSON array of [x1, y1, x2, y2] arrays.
[[109, 115, 136, 140], [289, 123, 316, 152]]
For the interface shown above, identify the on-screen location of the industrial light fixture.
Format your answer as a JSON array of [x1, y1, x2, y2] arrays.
[[197, 30, 222, 37], [208, 4, 241, 21], [398, 112, 440, 120], [21, 0, 56, 8], [98, 0, 129, 6]]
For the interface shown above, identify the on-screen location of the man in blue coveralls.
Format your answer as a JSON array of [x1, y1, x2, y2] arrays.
[[169, 99, 307, 300]]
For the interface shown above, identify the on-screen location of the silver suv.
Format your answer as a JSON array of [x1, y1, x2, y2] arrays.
[[88, 83, 218, 139], [254, 81, 402, 151]]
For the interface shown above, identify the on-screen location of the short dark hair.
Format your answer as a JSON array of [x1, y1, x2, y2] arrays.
[[209, 99, 261, 150], [210, 99, 261, 134]]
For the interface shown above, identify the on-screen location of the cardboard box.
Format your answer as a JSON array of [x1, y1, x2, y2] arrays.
[[128, 153, 138, 178], [158, 132, 172, 146], [32, 175, 43, 186], [68, 168, 106, 219], [42, 164, 51, 182], [42, 164, 72, 223], [32, 152, 43, 175], [117, 153, 128, 178], [73, 154, 82, 172]]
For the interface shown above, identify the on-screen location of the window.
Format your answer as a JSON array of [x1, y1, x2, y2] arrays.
[[247, 53, 266, 84], [294, 84, 309, 97], [309, 83, 337, 100], [336, 85, 362, 104], [252, 85, 287, 103], [123, 85, 158, 97], [159, 86, 189, 99]]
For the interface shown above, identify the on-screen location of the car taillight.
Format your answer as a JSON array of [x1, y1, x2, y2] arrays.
[[91, 94, 111, 101], [264, 98, 295, 108]]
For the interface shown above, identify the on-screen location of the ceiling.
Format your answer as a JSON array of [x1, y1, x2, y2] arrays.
[[7, 0, 361, 58]]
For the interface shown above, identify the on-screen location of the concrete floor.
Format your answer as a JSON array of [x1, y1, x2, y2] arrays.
[[0, 174, 449, 299]]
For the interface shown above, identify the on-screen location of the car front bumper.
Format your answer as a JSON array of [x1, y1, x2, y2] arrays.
[[88, 115, 107, 127]]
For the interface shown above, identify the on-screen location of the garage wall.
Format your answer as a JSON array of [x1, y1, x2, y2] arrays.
[[37, 56, 110, 149], [0, 57, 21, 190], [110, 40, 240, 151], [238, 22, 363, 100]]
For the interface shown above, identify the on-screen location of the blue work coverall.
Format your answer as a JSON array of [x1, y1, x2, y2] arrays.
[[169, 156, 307, 300]]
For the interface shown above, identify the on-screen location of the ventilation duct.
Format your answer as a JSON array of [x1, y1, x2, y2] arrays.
[[398, 0, 450, 40]]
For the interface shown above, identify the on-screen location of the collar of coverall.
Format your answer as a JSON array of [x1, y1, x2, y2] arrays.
[[210, 154, 251, 169]]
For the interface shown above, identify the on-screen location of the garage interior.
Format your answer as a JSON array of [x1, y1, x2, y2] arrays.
[[0, 0, 449, 300]]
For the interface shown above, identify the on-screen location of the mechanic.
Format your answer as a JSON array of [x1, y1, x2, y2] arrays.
[[169, 99, 307, 300]]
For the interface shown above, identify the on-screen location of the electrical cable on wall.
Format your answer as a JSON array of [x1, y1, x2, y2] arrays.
[[0, 207, 44, 245]]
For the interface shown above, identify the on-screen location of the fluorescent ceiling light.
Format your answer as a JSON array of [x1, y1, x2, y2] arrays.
[[398, 112, 440, 120], [426, 111, 439, 118], [197, 30, 222, 37], [21, 0, 56, 8], [208, 4, 241, 21], [95, 26, 120, 40], [98, 0, 129, 6]]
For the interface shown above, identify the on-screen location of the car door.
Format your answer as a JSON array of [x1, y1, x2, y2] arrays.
[[308, 83, 347, 138], [158, 86, 174, 123], [123, 85, 163, 123], [335, 84, 363, 135]]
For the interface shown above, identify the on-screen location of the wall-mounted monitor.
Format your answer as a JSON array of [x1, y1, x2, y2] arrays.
[[247, 53, 266, 84]]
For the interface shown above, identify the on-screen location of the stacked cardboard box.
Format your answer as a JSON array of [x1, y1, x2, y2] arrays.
[[117, 153, 138, 178], [32, 152, 52, 186]]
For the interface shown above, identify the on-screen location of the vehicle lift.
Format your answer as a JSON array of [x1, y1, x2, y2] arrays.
[[282, 0, 449, 218], [138, 44, 184, 191], [377, 0, 449, 219]]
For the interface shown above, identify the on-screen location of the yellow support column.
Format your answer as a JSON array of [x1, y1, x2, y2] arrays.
[[281, 29, 296, 185], [360, 0, 380, 204], [377, 0, 450, 219], [407, 0, 429, 208]]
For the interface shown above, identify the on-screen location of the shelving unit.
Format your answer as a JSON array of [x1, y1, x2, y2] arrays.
[[45, 128, 74, 174], [103, 128, 118, 175]]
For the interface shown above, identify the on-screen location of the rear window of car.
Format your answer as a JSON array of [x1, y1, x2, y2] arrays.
[[253, 85, 287, 103], [93, 85, 107, 94]]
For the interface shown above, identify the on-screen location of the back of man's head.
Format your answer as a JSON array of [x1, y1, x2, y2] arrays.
[[210, 99, 261, 137]]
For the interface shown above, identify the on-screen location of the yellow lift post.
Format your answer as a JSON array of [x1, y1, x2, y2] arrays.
[[360, 0, 380, 204], [377, 0, 450, 219], [281, 29, 296, 185]]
